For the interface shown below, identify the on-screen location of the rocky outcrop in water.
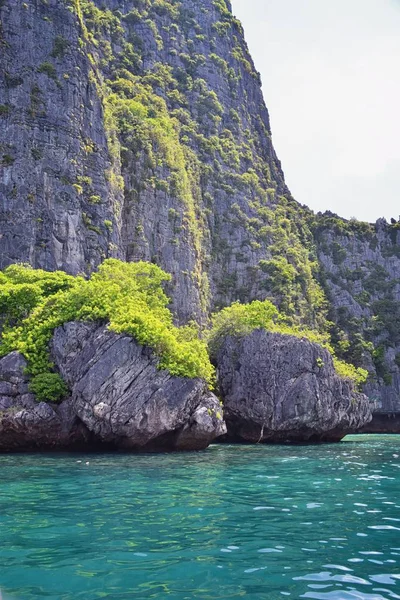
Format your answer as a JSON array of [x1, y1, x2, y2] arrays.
[[51, 321, 226, 450], [0, 351, 91, 450], [216, 330, 372, 443], [0, 323, 226, 452]]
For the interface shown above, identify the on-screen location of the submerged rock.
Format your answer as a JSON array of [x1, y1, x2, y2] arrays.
[[51, 322, 226, 451], [216, 330, 372, 443]]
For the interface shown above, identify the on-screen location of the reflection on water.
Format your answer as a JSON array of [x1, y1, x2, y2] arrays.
[[0, 435, 399, 599]]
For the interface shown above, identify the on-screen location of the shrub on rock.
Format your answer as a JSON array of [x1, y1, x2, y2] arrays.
[[0, 260, 214, 403]]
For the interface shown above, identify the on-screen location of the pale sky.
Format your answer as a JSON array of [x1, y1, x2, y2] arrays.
[[231, 0, 400, 223]]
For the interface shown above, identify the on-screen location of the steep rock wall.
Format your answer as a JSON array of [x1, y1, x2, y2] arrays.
[[314, 215, 400, 413], [0, 0, 326, 326], [0, 0, 124, 272]]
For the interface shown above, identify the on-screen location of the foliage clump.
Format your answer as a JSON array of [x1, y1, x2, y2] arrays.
[[208, 299, 368, 388], [0, 260, 214, 403], [28, 373, 69, 403], [37, 62, 58, 81]]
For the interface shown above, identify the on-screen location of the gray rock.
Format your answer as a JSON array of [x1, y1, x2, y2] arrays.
[[0, 396, 14, 410], [0, 400, 92, 451], [51, 321, 226, 451], [216, 330, 372, 443], [0, 351, 91, 451], [174, 392, 225, 451], [0, 381, 16, 396], [0, 323, 226, 452], [0, 351, 27, 380]]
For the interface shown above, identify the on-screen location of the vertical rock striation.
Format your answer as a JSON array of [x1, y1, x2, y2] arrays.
[[0, 0, 124, 273]]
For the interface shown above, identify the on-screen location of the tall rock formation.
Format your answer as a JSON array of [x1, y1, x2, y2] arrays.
[[1, 0, 399, 415], [314, 214, 400, 417], [0, 0, 325, 326], [217, 330, 371, 443]]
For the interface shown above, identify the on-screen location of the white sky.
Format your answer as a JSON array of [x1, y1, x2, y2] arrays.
[[231, 0, 400, 223]]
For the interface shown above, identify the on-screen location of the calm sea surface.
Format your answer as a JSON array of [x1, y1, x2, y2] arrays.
[[0, 435, 399, 600]]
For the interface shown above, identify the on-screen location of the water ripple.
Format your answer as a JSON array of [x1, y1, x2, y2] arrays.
[[0, 435, 399, 600]]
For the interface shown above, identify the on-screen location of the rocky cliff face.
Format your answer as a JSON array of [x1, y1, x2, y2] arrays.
[[0, 0, 124, 273], [0, 0, 325, 327], [1, 0, 400, 412], [314, 215, 400, 414]]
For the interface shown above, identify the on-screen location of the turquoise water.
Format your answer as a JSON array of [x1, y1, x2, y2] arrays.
[[0, 436, 400, 600]]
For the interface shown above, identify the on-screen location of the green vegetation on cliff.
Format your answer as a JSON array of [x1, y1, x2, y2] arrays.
[[208, 299, 368, 387], [0, 260, 214, 401], [1, 0, 399, 406], [71, 0, 330, 328], [0, 261, 366, 405]]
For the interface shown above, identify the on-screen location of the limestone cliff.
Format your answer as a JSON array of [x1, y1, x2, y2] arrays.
[[1, 0, 399, 413], [0, 0, 324, 326], [314, 214, 400, 415]]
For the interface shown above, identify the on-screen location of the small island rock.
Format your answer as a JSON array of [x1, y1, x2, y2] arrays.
[[0, 323, 226, 452], [216, 330, 372, 443], [51, 322, 226, 451]]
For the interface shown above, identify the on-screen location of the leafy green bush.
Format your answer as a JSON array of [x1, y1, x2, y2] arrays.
[[332, 359, 369, 388], [0, 260, 214, 402], [208, 299, 279, 356], [29, 373, 69, 403], [208, 299, 368, 387], [51, 35, 69, 59], [0, 264, 79, 328]]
